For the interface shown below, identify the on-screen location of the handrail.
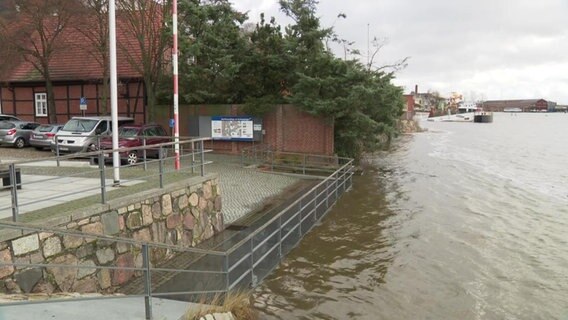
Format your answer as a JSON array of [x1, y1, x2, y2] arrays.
[[226, 159, 353, 255]]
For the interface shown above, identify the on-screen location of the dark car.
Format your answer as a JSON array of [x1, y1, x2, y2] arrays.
[[0, 121, 41, 148], [29, 124, 64, 150], [99, 124, 170, 165]]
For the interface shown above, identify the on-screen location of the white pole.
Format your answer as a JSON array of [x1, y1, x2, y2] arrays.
[[109, 0, 120, 184], [173, 0, 180, 170]]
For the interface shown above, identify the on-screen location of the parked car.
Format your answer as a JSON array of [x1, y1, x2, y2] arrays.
[[29, 124, 64, 150], [52, 116, 134, 154], [99, 124, 170, 165], [0, 121, 41, 148], [0, 114, 22, 122]]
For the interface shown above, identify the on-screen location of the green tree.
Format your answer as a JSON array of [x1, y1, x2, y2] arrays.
[[178, 0, 248, 104]]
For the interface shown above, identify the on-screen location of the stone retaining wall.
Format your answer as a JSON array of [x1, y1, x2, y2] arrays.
[[0, 174, 223, 295]]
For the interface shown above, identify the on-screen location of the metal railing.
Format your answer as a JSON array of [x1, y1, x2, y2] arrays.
[[0, 152, 354, 319], [241, 144, 342, 175], [0, 137, 213, 222]]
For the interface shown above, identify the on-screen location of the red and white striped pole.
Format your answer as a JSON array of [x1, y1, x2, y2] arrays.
[[172, 0, 180, 170]]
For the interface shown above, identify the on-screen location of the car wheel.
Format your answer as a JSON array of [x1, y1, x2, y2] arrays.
[[126, 151, 138, 165], [87, 143, 98, 152], [14, 138, 25, 149]]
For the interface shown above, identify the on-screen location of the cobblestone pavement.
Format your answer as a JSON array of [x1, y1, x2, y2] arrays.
[[207, 156, 301, 224]]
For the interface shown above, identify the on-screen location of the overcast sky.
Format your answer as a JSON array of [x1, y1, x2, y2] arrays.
[[231, 0, 568, 103]]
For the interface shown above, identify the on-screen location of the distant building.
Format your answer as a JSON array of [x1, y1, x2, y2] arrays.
[[481, 99, 556, 112], [411, 85, 446, 111]]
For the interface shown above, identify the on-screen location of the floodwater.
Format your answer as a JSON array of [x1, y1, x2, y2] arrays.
[[253, 113, 568, 319]]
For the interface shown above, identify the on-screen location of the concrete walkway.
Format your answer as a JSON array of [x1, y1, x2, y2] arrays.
[[0, 296, 191, 320]]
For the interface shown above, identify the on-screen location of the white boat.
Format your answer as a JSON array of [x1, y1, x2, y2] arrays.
[[504, 107, 522, 112]]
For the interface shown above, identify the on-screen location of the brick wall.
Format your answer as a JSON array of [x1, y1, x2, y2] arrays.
[[155, 104, 334, 156]]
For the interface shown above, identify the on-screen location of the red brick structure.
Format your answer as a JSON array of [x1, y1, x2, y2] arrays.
[[155, 104, 334, 156]]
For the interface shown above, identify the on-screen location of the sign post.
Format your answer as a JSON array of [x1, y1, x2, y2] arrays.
[[79, 97, 87, 117]]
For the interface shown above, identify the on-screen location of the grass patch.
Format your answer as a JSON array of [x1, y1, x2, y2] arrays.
[[183, 290, 258, 320]]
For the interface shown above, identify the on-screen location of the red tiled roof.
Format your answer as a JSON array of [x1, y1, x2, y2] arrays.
[[4, 14, 145, 83]]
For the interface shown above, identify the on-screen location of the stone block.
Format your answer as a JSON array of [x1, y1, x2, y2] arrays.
[[81, 222, 103, 237], [90, 216, 101, 223], [203, 181, 212, 200], [117, 207, 128, 215], [162, 194, 172, 216], [75, 243, 94, 259], [118, 215, 125, 231], [78, 218, 90, 226], [63, 235, 83, 249], [15, 268, 42, 293], [112, 253, 134, 286], [141, 205, 153, 226], [47, 254, 79, 292], [199, 196, 208, 210], [214, 197, 222, 211], [183, 213, 195, 230], [133, 228, 152, 243], [189, 193, 199, 207], [73, 277, 97, 293], [77, 260, 97, 279], [12, 234, 39, 256], [151, 222, 166, 243], [0, 249, 14, 279], [96, 248, 115, 265], [151, 202, 162, 219], [42, 237, 62, 259], [126, 212, 143, 230], [102, 211, 120, 235], [39, 232, 53, 241], [178, 194, 189, 210], [31, 280, 55, 294], [98, 269, 111, 290], [166, 214, 182, 229], [116, 242, 131, 254]]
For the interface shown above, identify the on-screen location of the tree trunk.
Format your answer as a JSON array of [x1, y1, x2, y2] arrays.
[[144, 75, 155, 122], [44, 71, 57, 123]]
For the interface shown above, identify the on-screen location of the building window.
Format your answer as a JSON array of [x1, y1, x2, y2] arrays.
[[35, 93, 48, 117]]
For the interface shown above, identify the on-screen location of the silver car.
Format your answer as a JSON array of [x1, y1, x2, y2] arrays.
[[29, 124, 64, 150], [0, 121, 41, 148]]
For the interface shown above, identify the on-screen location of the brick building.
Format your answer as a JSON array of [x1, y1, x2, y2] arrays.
[[481, 99, 556, 112]]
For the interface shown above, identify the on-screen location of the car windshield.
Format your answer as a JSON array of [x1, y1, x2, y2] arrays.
[[118, 127, 140, 137], [62, 119, 98, 132], [38, 125, 54, 132]]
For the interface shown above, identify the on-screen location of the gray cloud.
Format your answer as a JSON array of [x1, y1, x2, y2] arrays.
[[232, 0, 568, 103]]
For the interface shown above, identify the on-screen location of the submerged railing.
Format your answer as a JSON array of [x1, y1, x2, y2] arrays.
[[0, 151, 354, 319]]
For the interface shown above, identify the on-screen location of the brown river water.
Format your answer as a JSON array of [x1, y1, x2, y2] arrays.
[[253, 113, 568, 320]]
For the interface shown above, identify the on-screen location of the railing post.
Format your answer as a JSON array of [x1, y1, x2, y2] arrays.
[[270, 151, 274, 172], [302, 154, 306, 175], [278, 215, 282, 258], [335, 171, 339, 200], [250, 237, 256, 287], [200, 140, 205, 177], [191, 140, 195, 174], [159, 150, 164, 189], [98, 152, 106, 204], [143, 137, 147, 171], [55, 139, 60, 167], [9, 164, 19, 222], [298, 201, 303, 236], [225, 253, 230, 292], [142, 244, 153, 320]]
